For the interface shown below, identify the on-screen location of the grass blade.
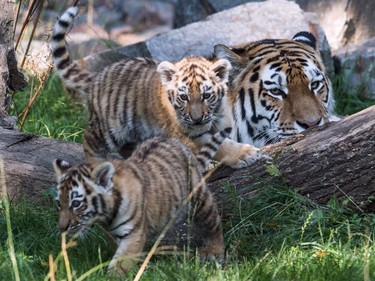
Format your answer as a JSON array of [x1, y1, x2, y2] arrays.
[[0, 158, 20, 281]]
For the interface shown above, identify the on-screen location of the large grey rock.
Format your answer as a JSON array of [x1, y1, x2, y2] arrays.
[[173, 0, 262, 28], [172, 0, 374, 50], [295, 0, 375, 50], [83, 0, 333, 72], [333, 37, 375, 98]]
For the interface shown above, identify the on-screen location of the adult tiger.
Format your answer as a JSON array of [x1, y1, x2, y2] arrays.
[[214, 32, 340, 147]]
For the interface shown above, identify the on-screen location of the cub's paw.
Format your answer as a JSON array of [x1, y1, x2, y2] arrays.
[[223, 143, 271, 168], [199, 245, 224, 264]]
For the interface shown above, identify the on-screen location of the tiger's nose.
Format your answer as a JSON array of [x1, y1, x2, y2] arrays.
[[191, 115, 204, 124], [296, 117, 322, 129], [59, 223, 70, 233]]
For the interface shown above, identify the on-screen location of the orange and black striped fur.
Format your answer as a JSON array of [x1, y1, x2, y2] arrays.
[[51, 7, 261, 168], [214, 32, 340, 147], [53, 128, 231, 274]]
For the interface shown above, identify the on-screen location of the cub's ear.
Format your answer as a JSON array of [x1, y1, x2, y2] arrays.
[[292, 31, 317, 50], [91, 162, 115, 192], [53, 159, 71, 180], [210, 58, 232, 83], [157, 61, 177, 85]]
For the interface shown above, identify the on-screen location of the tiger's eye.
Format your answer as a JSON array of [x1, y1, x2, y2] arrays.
[[203, 93, 211, 99], [71, 200, 81, 208], [311, 81, 320, 90], [270, 88, 282, 95], [180, 94, 188, 101]]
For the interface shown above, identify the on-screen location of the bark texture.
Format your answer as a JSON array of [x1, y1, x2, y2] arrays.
[[0, 0, 27, 129]]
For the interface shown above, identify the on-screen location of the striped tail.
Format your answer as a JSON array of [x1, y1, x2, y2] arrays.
[[51, 7, 93, 94], [196, 127, 232, 172]]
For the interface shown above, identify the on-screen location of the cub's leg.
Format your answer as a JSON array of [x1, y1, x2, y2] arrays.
[[190, 179, 224, 260], [83, 122, 112, 165], [216, 138, 264, 168], [83, 122, 135, 165], [194, 132, 263, 168], [108, 226, 147, 275]]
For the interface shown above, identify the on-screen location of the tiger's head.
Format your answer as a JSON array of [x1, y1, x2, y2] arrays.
[[157, 56, 232, 137], [53, 159, 115, 236], [214, 32, 339, 147]]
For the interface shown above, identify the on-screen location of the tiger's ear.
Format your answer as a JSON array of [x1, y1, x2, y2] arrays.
[[210, 58, 232, 83], [53, 159, 71, 180], [214, 44, 246, 75], [292, 31, 317, 50], [91, 162, 115, 192], [157, 61, 177, 85]]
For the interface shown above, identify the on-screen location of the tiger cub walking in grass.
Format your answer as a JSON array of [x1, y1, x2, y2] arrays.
[[51, 6, 261, 168], [53, 128, 231, 274]]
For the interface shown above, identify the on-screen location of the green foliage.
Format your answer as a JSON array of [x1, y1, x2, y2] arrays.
[[10, 73, 87, 143], [332, 70, 375, 116]]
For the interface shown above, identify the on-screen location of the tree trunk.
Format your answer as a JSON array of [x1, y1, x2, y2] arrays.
[[208, 105, 375, 213], [1, 105, 374, 212], [0, 0, 27, 129]]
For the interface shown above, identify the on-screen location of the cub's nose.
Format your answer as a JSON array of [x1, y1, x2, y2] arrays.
[[191, 115, 204, 124]]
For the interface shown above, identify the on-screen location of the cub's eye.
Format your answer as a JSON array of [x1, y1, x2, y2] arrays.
[[311, 81, 321, 91], [202, 92, 211, 100], [180, 94, 188, 101], [269, 88, 285, 97], [55, 200, 61, 209], [71, 200, 81, 208]]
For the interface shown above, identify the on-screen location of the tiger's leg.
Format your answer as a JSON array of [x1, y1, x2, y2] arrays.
[[190, 178, 224, 260], [83, 122, 112, 165], [83, 122, 133, 165], [193, 132, 264, 168], [215, 138, 265, 168], [108, 225, 147, 275]]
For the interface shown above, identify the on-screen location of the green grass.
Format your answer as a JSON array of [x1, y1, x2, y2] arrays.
[[10, 73, 87, 143], [1, 184, 375, 280], [332, 70, 375, 116]]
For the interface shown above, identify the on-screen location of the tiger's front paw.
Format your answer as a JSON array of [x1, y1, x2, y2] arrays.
[[223, 143, 271, 168]]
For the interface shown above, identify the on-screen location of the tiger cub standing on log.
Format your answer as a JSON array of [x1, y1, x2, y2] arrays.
[[53, 128, 231, 274], [214, 32, 340, 147], [51, 7, 261, 168]]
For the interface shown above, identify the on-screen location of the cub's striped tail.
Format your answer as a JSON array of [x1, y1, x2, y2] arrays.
[[196, 127, 232, 172], [51, 7, 93, 94]]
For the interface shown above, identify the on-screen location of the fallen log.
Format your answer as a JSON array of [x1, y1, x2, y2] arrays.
[[0, 128, 84, 200], [1, 105, 374, 213]]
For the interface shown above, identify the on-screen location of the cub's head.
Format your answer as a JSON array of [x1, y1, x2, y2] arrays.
[[53, 159, 115, 236], [215, 32, 338, 146], [157, 56, 231, 136]]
